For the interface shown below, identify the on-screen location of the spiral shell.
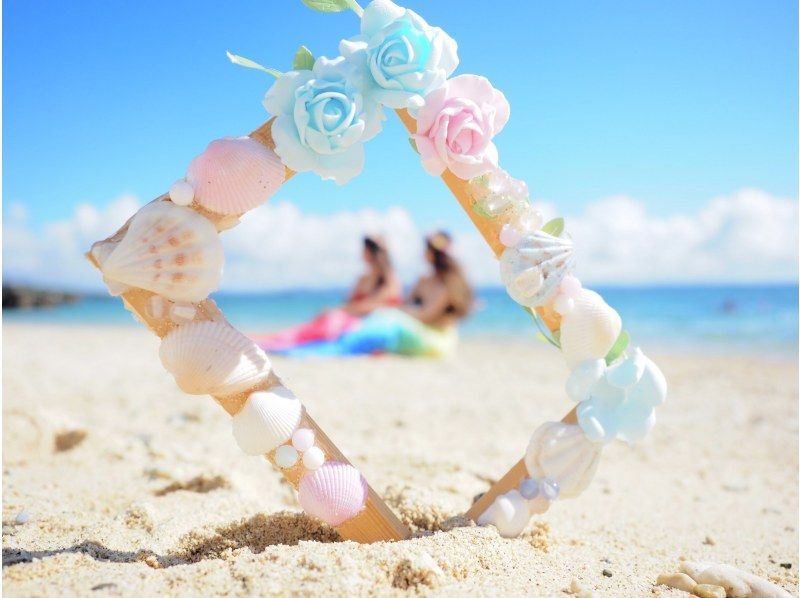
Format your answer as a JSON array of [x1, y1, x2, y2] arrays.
[[186, 137, 284, 215], [159, 320, 270, 397], [232, 386, 302, 455], [524, 422, 602, 498], [298, 461, 368, 526], [559, 289, 622, 367], [97, 201, 223, 302], [499, 231, 575, 308]]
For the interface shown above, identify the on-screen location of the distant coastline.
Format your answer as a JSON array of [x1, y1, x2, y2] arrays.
[[2, 285, 83, 310]]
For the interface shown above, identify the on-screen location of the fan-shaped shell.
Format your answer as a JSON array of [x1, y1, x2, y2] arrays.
[[98, 201, 223, 302], [298, 461, 368, 526], [499, 231, 575, 308], [525, 422, 602, 498], [232, 386, 302, 455], [186, 137, 284, 215], [159, 320, 270, 397], [477, 489, 530, 538], [559, 289, 622, 367]]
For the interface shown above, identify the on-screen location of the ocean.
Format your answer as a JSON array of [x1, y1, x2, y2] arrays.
[[4, 284, 797, 357]]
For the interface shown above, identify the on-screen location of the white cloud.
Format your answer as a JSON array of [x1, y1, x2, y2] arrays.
[[3, 188, 797, 292]]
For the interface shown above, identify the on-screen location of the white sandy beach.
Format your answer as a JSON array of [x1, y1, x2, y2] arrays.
[[2, 323, 797, 596]]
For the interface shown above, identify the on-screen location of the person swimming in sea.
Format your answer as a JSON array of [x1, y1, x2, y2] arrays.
[[273, 230, 474, 358]]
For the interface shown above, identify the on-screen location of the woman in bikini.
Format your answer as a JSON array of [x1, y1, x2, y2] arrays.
[[256, 235, 402, 351], [280, 231, 474, 357]]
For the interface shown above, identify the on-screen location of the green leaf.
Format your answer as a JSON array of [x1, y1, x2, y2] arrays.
[[408, 137, 419, 153], [541, 217, 565, 237], [301, 0, 352, 12], [292, 46, 315, 71], [605, 330, 630, 365], [226, 51, 282, 78]]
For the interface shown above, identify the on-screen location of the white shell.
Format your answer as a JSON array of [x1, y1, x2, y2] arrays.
[[98, 202, 224, 303], [159, 320, 270, 397], [525, 422, 602, 498], [499, 231, 575, 308], [559, 289, 622, 368], [477, 489, 530, 538], [232, 386, 302, 455]]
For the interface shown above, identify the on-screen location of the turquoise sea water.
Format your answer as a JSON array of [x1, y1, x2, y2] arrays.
[[4, 285, 797, 356]]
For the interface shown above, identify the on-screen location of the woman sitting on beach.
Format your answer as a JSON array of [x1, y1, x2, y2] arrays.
[[256, 235, 402, 351], [275, 231, 473, 358]]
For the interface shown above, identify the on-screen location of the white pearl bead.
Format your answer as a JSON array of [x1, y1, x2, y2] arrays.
[[554, 294, 575, 315], [302, 446, 325, 470], [291, 428, 315, 452], [169, 302, 196, 324], [274, 445, 298, 468], [169, 179, 195, 206], [499, 224, 521, 248]]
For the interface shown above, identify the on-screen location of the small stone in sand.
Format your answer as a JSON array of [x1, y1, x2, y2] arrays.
[[779, 563, 792, 569], [14, 510, 29, 525], [54, 429, 87, 452], [602, 569, 613, 577], [703, 535, 716, 545], [657, 572, 697, 593], [91, 583, 118, 591], [693, 583, 726, 598]]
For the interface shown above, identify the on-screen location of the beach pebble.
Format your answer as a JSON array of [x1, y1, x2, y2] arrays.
[[14, 510, 29, 525], [694, 584, 726, 598], [657, 572, 697, 593], [681, 560, 793, 597]]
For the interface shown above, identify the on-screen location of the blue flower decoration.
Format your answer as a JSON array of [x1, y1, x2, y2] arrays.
[[263, 56, 384, 184], [566, 348, 667, 444], [339, 0, 458, 110]]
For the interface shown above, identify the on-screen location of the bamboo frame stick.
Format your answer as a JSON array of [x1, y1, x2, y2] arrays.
[[86, 118, 409, 543], [394, 108, 576, 524]]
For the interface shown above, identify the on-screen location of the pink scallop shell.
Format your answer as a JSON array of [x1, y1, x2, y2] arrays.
[[297, 461, 368, 526], [186, 137, 284, 215]]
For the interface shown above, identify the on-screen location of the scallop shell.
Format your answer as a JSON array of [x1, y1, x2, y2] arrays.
[[559, 289, 622, 367], [524, 422, 602, 498], [499, 231, 575, 308], [159, 320, 271, 397], [186, 137, 284, 215], [477, 489, 530, 538], [98, 201, 223, 302], [232, 386, 302, 455], [298, 461, 368, 526]]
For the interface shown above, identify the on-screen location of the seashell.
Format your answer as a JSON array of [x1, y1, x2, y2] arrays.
[[627, 351, 667, 408], [298, 461, 368, 526], [499, 231, 575, 308], [98, 201, 224, 303], [159, 320, 270, 397], [524, 422, 602, 498], [186, 137, 284, 215], [477, 489, 530, 538], [559, 289, 622, 368], [231, 386, 302, 455], [565, 358, 607, 402]]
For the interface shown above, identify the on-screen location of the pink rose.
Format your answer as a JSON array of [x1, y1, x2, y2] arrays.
[[414, 75, 510, 180]]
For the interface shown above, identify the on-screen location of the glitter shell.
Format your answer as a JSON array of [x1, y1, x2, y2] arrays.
[[524, 422, 602, 498], [499, 231, 575, 308], [97, 201, 223, 302], [297, 461, 368, 526], [159, 320, 270, 397], [186, 137, 284, 215], [559, 289, 622, 367], [232, 386, 302, 455]]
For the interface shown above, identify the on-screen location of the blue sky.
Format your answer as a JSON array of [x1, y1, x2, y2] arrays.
[[3, 0, 798, 289]]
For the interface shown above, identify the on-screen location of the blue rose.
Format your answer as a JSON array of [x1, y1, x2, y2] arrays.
[[263, 56, 383, 184], [340, 0, 459, 110]]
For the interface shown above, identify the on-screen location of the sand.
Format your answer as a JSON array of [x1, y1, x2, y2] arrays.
[[2, 323, 797, 596]]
